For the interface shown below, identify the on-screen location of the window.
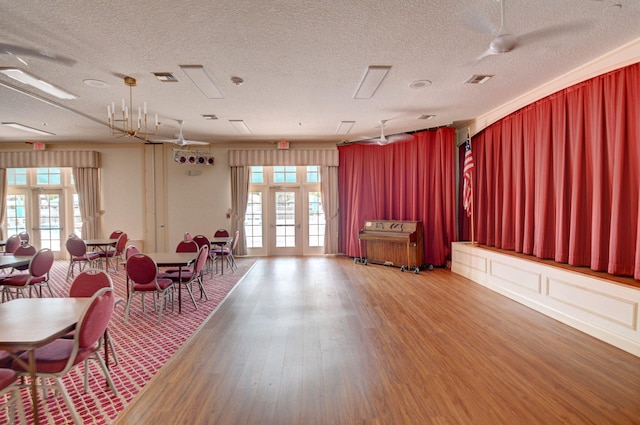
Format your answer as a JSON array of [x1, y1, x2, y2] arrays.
[[273, 166, 297, 183], [308, 191, 325, 247], [245, 192, 263, 248], [36, 167, 62, 185], [5, 194, 27, 235], [3, 168, 78, 253]]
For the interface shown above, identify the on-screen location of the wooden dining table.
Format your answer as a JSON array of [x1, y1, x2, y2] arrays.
[[0, 297, 92, 425], [84, 238, 117, 271], [0, 254, 32, 270], [146, 252, 197, 314]]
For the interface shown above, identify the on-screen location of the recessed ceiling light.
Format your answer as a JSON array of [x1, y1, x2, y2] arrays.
[[202, 114, 218, 120], [2, 122, 55, 136], [409, 80, 432, 89], [0, 67, 77, 99], [354, 66, 391, 99], [83, 79, 110, 88]]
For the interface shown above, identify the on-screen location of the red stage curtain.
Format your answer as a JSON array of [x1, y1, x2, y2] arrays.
[[460, 62, 640, 279], [338, 128, 456, 267]]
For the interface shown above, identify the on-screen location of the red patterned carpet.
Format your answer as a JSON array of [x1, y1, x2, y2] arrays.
[[0, 256, 257, 425]]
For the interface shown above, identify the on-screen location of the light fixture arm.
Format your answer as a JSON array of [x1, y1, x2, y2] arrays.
[[107, 76, 159, 141]]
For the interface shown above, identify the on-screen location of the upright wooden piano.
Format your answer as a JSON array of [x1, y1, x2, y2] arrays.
[[357, 220, 424, 273]]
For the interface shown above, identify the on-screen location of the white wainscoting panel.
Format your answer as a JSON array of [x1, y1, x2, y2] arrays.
[[452, 242, 640, 357]]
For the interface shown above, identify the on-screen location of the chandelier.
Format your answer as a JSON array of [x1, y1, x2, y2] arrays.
[[107, 76, 159, 141]]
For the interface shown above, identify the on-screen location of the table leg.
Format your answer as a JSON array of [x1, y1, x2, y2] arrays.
[[178, 266, 182, 314], [28, 350, 40, 425]]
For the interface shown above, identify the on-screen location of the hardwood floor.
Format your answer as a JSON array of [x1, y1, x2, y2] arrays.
[[113, 257, 640, 425]]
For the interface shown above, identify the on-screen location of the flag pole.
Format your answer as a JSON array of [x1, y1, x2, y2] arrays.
[[470, 171, 475, 245]]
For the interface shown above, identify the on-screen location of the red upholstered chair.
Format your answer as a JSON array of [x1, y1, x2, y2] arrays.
[[124, 244, 140, 261], [109, 230, 124, 239], [0, 367, 26, 425], [66, 269, 121, 367], [9, 243, 36, 273], [159, 239, 198, 276], [192, 234, 215, 276], [2, 234, 20, 256], [12, 286, 117, 425], [214, 230, 239, 273], [124, 253, 174, 324], [164, 245, 210, 311], [98, 232, 128, 272], [214, 229, 229, 238], [1, 248, 54, 300], [17, 231, 29, 244], [65, 235, 101, 281]]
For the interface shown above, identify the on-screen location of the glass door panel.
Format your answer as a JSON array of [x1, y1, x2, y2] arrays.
[[32, 190, 64, 256], [269, 189, 302, 255]]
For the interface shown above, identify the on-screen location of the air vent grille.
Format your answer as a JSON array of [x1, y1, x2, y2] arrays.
[[465, 74, 493, 85], [153, 72, 178, 82]]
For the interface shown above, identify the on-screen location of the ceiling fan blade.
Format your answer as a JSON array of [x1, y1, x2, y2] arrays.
[[460, 6, 500, 37], [0, 43, 77, 66], [181, 140, 210, 146]]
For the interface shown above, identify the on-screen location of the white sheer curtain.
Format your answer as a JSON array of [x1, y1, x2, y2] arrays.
[[72, 167, 103, 239], [320, 166, 339, 254], [230, 166, 250, 255], [0, 169, 6, 240]]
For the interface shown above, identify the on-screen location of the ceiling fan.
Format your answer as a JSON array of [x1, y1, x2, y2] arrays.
[[0, 42, 77, 66], [150, 120, 209, 146], [466, 0, 518, 64], [348, 120, 414, 146]]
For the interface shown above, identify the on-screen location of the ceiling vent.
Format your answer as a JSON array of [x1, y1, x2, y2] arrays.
[[153, 72, 178, 82], [465, 74, 493, 85], [201, 114, 218, 120], [418, 114, 435, 120]]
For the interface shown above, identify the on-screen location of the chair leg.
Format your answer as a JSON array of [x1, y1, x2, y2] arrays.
[[84, 352, 118, 396], [184, 282, 198, 310], [50, 376, 83, 425]]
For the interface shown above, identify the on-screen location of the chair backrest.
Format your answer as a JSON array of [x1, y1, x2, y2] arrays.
[[76, 287, 115, 350], [192, 234, 211, 250], [29, 248, 54, 278], [126, 253, 158, 285], [109, 230, 124, 239], [14, 243, 36, 257], [66, 236, 88, 257], [214, 229, 229, 238], [18, 231, 30, 243], [194, 245, 209, 274], [125, 244, 140, 260], [115, 232, 128, 254], [4, 235, 21, 254], [176, 240, 198, 253], [70, 269, 114, 297]]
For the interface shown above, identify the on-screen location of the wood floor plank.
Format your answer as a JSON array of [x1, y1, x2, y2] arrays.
[[114, 257, 640, 425]]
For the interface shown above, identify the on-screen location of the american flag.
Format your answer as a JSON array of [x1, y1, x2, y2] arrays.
[[463, 135, 475, 217]]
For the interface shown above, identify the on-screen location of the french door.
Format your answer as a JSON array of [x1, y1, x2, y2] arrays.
[[31, 189, 65, 257], [269, 188, 302, 256]]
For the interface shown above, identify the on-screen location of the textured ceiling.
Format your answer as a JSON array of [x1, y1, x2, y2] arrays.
[[0, 0, 639, 146]]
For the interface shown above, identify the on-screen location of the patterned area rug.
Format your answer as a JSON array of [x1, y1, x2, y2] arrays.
[[0, 256, 257, 425]]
